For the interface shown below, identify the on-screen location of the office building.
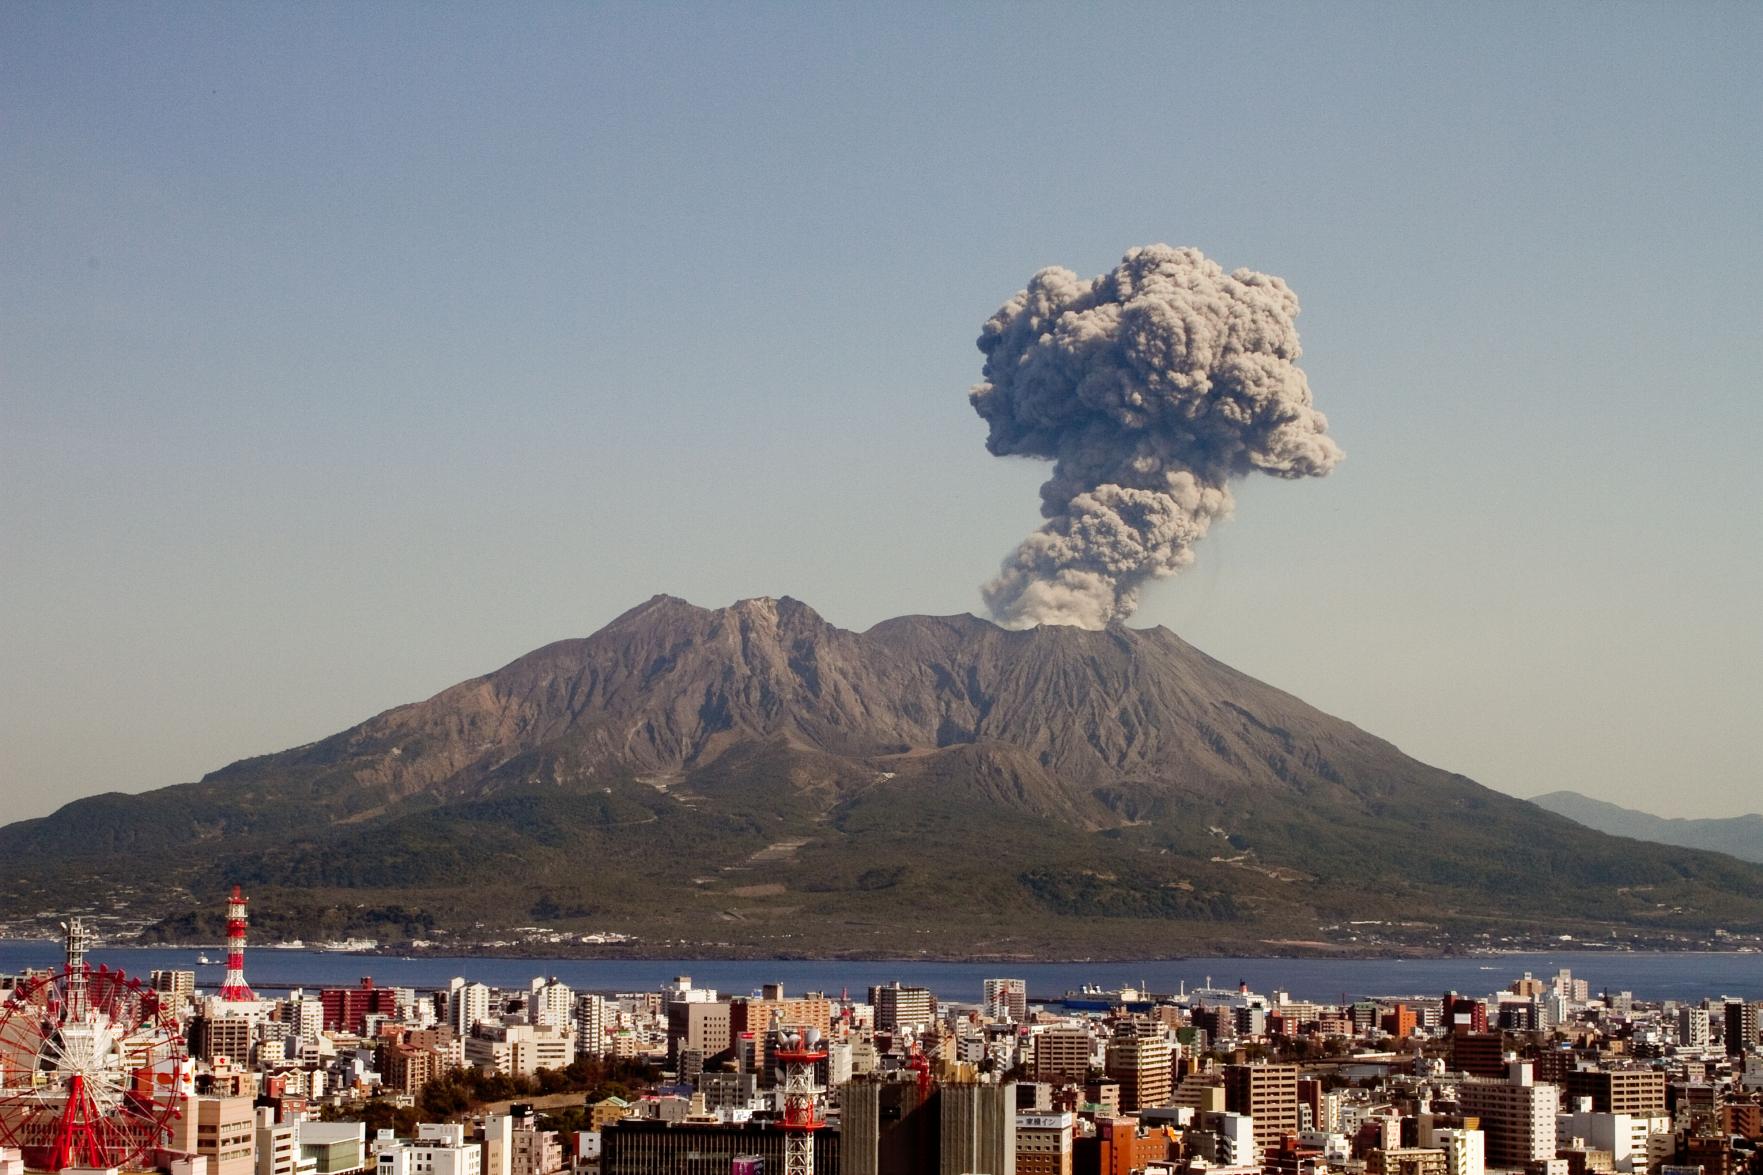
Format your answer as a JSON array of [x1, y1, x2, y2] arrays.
[[1224, 1063, 1299, 1159], [1457, 1062, 1560, 1169]]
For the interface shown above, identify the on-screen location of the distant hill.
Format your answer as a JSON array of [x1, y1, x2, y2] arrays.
[[4, 595, 1763, 958], [1532, 791, 1763, 864]]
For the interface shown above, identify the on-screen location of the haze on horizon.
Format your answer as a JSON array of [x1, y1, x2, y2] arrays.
[[3, 4, 1759, 824]]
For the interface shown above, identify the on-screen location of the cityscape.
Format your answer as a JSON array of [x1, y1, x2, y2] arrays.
[[1, 890, 1760, 1175]]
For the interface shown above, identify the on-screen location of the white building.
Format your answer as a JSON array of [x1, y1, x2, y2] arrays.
[[464, 1022, 575, 1078], [450, 981, 491, 1036], [377, 1125, 482, 1175], [1457, 1062, 1559, 1169]]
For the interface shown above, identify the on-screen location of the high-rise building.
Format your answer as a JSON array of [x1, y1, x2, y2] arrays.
[[983, 978, 1028, 1023], [1724, 1000, 1759, 1056], [1456, 1062, 1559, 1169], [170, 1095, 257, 1175], [937, 1081, 1016, 1175], [574, 993, 607, 1057], [1678, 1006, 1711, 1050], [1105, 1024, 1173, 1113], [530, 979, 573, 1031], [1564, 1068, 1667, 1116], [190, 1013, 254, 1065], [1443, 994, 1489, 1034], [1451, 1032, 1507, 1079], [320, 978, 399, 1034], [666, 999, 733, 1064], [870, 983, 935, 1034], [1223, 1063, 1299, 1160], [1032, 1028, 1093, 1084], [283, 994, 324, 1043], [151, 969, 197, 1015], [1014, 1112, 1074, 1175], [451, 980, 491, 1035]]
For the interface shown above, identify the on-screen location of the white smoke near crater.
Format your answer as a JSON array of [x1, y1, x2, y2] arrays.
[[969, 244, 1343, 630]]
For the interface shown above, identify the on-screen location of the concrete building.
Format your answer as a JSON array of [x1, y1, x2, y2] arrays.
[[1015, 1112, 1074, 1175], [1564, 1070, 1668, 1117], [450, 981, 491, 1036], [597, 1120, 837, 1175], [323, 979, 400, 1034], [529, 980, 573, 1032], [1033, 1028, 1093, 1084], [1224, 1063, 1299, 1159], [1369, 1150, 1448, 1175], [1724, 1001, 1759, 1056], [1556, 1108, 1671, 1174], [1677, 1007, 1711, 1050], [376, 1125, 482, 1175], [508, 1125, 561, 1175], [255, 1110, 303, 1175], [983, 978, 1028, 1023], [1456, 1062, 1560, 1169], [937, 1081, 1015, 1175], [841, 1079, 930, 1175], [665, 1000, 732, 1064], [1106, 1025, 1173, 1113], [573, 994, 607, 1058], [869, 983, 935, 1035], [1430, 1128, 1486, 1175], [191, 1014, 254, 1066], [297, 1123, 368, 1175], [464, 1023, 575, 1078], [172, 1095, 257, 1175]]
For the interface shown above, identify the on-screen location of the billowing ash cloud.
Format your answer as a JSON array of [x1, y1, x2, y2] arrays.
[[970, 244, 1342, 629]]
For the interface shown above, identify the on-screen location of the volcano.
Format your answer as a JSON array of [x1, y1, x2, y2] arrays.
[[5, 595, 1760, 957]]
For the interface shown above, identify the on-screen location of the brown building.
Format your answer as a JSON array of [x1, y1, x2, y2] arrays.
[[189, 1014, 253, 1066], [382, 1044, 438, 1095], [1224, 1063, 1299, 1160], [1015, 1112, 1074, 1175], [1564, 1068, 1667, 1116], [1720, 1102, 1761, 1140], [1451, 1032, 1508, 1078], [1105, 1028, 1173, 1113], [1033, 1028, 1093, 1084], [1367, 1148, 1448, 1175], [665, 1000, 733, 1064]]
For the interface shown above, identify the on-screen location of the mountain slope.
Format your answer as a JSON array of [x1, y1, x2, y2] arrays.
[[4, 595, 1762, 957], [1533, 791, 1763, 864]]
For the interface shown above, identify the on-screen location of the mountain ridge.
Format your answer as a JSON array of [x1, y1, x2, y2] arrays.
[[4, 595, 1762, 957], [1532, 791, 1763, 865]]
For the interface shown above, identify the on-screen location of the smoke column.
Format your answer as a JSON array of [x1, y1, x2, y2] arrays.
[[969, 244, 1342, 629]]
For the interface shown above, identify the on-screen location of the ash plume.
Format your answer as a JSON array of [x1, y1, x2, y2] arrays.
[[969, 244, 1342, 629]]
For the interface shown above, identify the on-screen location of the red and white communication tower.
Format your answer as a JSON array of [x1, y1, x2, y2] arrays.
[[218, 885, 255, 1002], [773, 1027, 826, 1175]]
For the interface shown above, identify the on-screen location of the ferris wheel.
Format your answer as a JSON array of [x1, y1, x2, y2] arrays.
[[0, 920, 187, 1172]]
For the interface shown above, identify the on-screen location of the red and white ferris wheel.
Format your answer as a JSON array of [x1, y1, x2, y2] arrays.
[[0, 920, 187, 1172]]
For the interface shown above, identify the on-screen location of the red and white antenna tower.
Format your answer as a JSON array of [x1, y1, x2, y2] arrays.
[[774, 1026, 826, 1175], [218, 885, 255, 1001]]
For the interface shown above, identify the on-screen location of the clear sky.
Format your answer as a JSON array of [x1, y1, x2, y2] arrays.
[[4, 3, 1759, 822]]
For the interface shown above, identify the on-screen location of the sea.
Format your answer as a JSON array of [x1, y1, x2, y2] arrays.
[[1, 942, 1757, 1005]]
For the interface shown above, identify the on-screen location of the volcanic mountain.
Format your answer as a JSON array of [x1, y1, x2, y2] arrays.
[[6, 595, 1762, 956]]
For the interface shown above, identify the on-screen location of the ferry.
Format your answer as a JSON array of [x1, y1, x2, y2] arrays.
[[1058, 983, 1157, 1012]]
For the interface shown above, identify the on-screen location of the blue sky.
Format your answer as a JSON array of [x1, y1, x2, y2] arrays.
[[3, 3, 1759, 821]]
